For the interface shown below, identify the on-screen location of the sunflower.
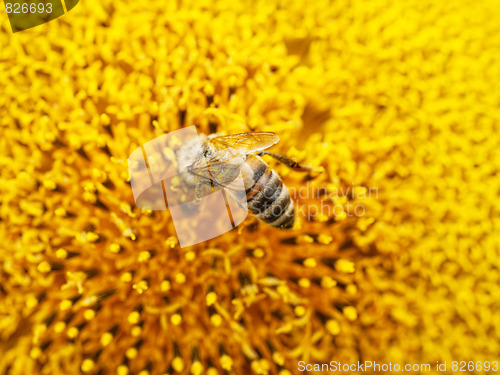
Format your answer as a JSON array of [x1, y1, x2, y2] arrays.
[[1, 0, 500, 374]]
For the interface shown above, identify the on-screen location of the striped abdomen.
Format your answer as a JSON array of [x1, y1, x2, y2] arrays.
[[241, 155, 294, 229]]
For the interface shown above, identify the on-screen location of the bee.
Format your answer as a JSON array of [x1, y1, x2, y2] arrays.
[[174, 132, 309, 229]]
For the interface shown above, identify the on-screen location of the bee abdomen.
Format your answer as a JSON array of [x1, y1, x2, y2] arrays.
[[247, 169, 295, 229]]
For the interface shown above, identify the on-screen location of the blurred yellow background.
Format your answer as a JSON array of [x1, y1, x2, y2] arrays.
[[1, 0, 499, 374]]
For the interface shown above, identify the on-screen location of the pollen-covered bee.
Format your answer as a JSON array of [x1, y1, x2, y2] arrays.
[[174, 132, 309, 229]]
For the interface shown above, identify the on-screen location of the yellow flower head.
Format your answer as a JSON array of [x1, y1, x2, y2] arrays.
[[1, 0, 500, 374]]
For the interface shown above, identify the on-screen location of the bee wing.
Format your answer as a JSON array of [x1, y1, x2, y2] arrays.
[[162, 163, 240, 206], [207, 132, 279, 162], [189, 162, 242, 188]]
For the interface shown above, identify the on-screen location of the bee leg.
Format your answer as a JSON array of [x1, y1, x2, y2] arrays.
[[258, 151, 312, 172]]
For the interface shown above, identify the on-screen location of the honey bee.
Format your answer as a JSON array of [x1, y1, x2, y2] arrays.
[[174, 132, 309, 229]]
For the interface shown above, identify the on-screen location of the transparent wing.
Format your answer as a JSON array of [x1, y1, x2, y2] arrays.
[[162, 163, 240, 205], [189, 162, 242, 188], [206, 132, 279, 163]]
